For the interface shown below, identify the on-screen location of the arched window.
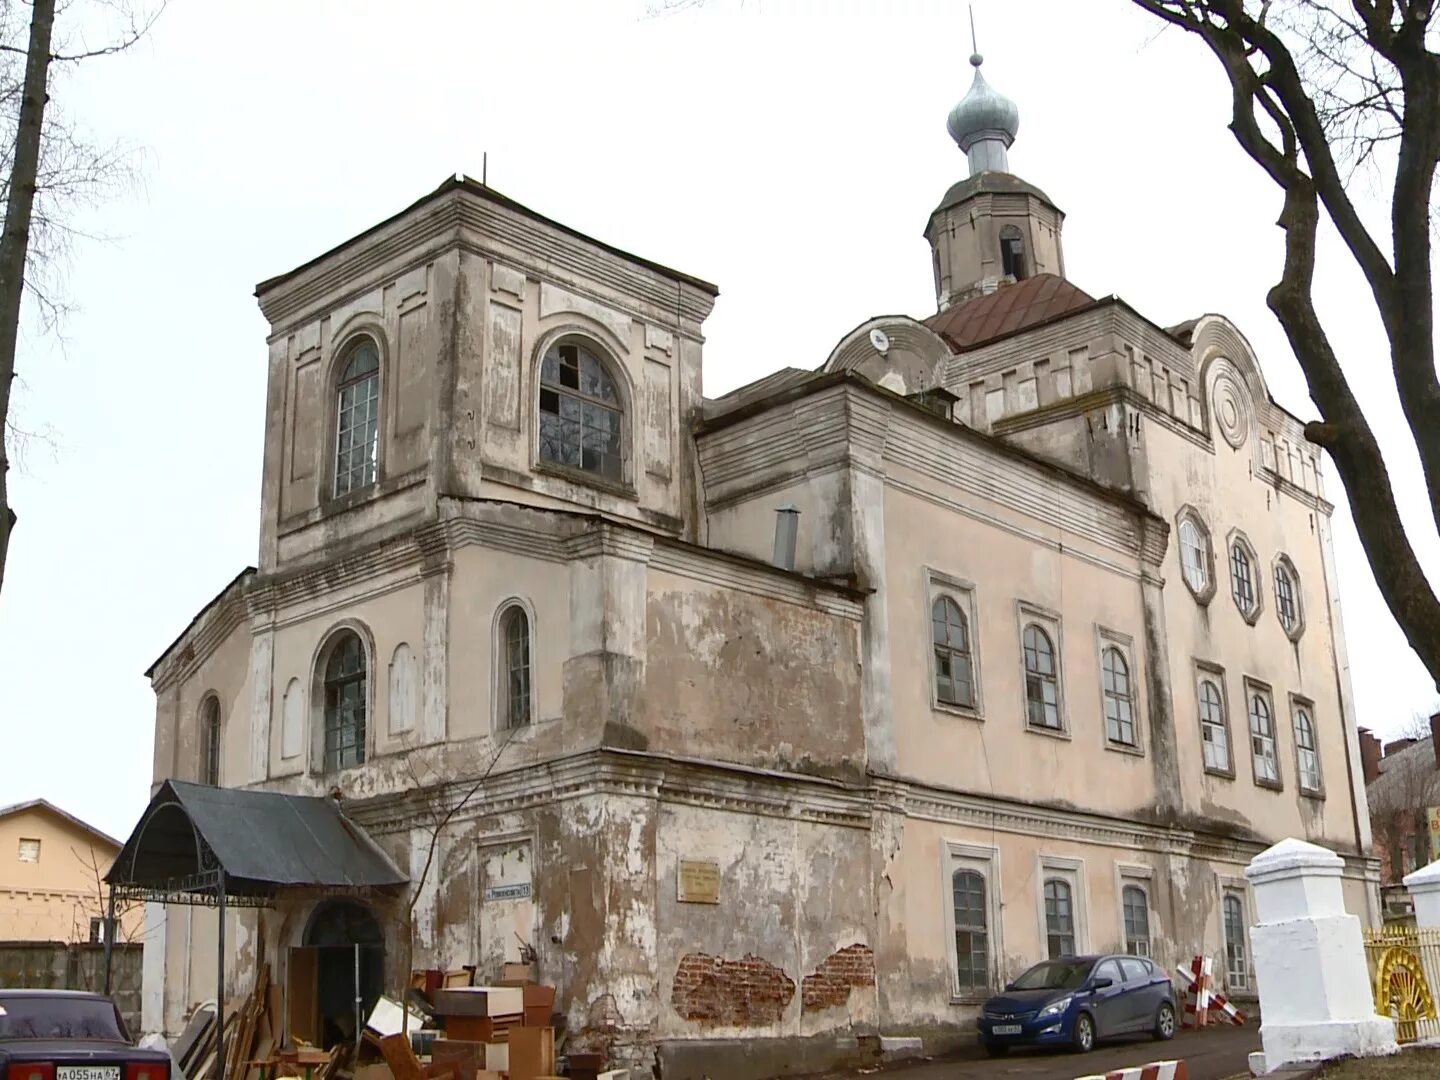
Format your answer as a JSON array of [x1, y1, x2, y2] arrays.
[[1000, 225, 1027, 281], [500, 605, 531, 729], [1275, 559, 1301, 636], [1102, 647, 1136, 747], [334, 339, 381, 497], [201, 696, 221, 786], [1122, 885, 1151, 957], [323, 632, 367, 771], [1249, 692, 1278, 785], [1199, 679, 1231, 772], [539, 341, 623, 481], [1043, 879, 1075, 958], [1178, 517, 1210, 596], [1294, 707, 1321, 793], [1223, 893, 1247, 989], [932, 596, 974, 708], [1229, 540, 1257, 617], [1023, 624, 1060, 730], [952, 869, 988, 993]]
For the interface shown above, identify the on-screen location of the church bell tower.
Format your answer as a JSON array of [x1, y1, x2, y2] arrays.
[[926, 51, 1067, 311]]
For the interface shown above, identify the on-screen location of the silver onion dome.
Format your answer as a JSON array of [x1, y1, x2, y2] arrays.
[[946, 53, 1019, 175]]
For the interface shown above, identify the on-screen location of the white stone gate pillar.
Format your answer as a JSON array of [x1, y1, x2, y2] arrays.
[[1244, 838, 1397, 1074], [1402, 861, 1440, 1015], [1405, 861, 1440, 928]]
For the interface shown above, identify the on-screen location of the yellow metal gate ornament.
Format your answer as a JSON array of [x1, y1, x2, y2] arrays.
[[1372, 943, 1437, 1043]]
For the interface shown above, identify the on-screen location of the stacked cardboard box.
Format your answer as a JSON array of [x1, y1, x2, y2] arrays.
[[430, 984, 557, 1080]]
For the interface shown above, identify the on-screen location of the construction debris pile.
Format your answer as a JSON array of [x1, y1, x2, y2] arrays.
[[170, 964, 345, 1080], [170, 962, 625, 1080]]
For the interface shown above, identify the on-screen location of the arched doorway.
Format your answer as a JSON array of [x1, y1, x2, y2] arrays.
[[292, 900, 385, 1049]]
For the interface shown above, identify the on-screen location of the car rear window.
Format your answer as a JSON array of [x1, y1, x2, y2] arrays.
[[0, 997, 126, 1041]]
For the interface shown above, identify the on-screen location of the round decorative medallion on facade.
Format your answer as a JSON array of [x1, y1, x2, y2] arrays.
[[1210, 363, 1251, 449]]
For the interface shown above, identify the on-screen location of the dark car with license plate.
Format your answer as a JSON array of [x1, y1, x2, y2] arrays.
[[0, 990, 168, 1080], [976, 954, 1178, 1055]]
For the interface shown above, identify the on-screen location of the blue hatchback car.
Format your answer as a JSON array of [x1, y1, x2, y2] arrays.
[[976, 954, 1178, 1056]]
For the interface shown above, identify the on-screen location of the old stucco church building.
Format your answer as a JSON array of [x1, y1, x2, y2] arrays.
[[134, 52, 1377, 1076]]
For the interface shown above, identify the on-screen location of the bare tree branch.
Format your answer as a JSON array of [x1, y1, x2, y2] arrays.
[[0, 0, 160, 600], [1130, 0, 1440, 688]]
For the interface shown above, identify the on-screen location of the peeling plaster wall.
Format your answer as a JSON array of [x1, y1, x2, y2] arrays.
[[703, 473, 851, 578], [639, 570, 863, 777], [885, 818, 1242, 1032], [265, 577, 426, 787], [652, 803, 874, 1043], [447, 544, 570, 741], [154, 611, 254, 790], [260, 253, 456, 572], [458, 252, 706, 540]]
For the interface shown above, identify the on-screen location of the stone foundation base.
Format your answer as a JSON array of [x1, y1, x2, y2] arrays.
[[1255, 1016, 1400, 1073]]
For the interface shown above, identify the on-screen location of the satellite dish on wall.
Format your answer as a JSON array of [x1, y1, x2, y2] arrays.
[[869, 328, 891, 355]]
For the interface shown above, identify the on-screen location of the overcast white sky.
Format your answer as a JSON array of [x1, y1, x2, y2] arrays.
[[0, 0, 1435, 841]]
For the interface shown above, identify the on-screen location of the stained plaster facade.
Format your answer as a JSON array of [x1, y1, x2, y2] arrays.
[[142, 124, 1377, 1074]]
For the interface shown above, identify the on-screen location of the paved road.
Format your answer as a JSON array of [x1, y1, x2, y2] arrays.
[[836, 1023, 1259, 1079]]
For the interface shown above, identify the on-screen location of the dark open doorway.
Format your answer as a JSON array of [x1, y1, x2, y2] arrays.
[[291, 900, 385, 1050]]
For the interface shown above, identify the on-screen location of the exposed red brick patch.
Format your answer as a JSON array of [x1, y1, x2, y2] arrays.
[[801, 943, 876, 1013], [671, 952, 795, 1026]]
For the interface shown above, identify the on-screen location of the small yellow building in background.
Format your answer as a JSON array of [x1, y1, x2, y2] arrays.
[[0, 799, 141, 944]]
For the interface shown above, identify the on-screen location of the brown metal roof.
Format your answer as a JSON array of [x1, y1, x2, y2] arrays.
[[925, 274, 1096, 351]]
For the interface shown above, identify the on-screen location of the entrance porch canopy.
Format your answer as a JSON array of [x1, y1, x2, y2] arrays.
[[105, 781, 406, 1061], [106, 779, 408, 908]]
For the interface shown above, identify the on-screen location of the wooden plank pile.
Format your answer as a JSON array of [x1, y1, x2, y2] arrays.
[[170, 963, 342, 1080]]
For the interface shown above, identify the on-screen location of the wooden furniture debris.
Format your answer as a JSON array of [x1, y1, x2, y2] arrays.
[[564, 1053, 603, 1080], [377, 1033, 460, 1080], [426, 977, 562, 1080]]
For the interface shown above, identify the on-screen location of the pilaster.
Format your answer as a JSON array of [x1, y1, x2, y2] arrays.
[[1138, 517, 1181, 819], [248, 621, 274, 785]]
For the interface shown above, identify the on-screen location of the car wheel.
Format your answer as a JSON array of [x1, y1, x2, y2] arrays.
[[983, 1043, 1010, 1058], [1154, 1000, 1177, 1041], [1073, 1012, 1095, 1053]]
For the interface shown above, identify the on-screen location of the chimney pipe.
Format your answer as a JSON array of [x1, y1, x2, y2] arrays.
[[1358, 728, 1382, 786], [772, 505, 800, 572]]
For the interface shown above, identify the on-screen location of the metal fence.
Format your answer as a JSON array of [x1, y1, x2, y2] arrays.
[[1363, 926, 1440, 1044]]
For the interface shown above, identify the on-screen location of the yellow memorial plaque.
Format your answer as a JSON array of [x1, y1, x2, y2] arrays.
[[678, 858, 721, 904]]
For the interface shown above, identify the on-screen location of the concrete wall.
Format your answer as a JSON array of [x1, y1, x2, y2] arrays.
[[0, 941, 143, 1034]]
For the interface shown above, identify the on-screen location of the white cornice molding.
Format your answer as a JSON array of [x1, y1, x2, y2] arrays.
[[150, 585, 250, 694], [304, 747, 1369, 874], [155, 502, 860, 687]]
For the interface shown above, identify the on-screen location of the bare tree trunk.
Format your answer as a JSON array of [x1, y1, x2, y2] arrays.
[[0, 0, 56, 600]]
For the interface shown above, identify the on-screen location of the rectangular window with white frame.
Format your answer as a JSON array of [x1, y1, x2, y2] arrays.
[[926, 569, 984, 720], [1096, 626, 1142, 754], [1036, 855, 1088, 960], [1289, 694, 1323, 797], [1017, 602, 1066, 736], [1195, 661, 1234, 778], [944, 841, 1003, 1000], [1243, 678, 1282, 789], [1115, 863, 1155, 958]]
